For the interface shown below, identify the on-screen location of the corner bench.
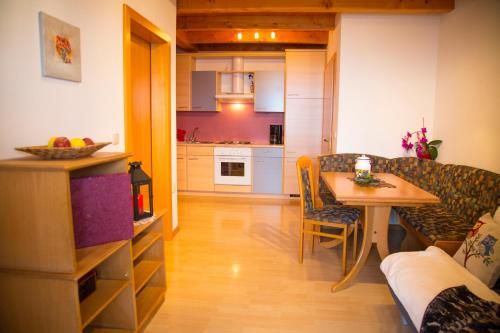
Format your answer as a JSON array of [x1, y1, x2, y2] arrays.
[[318, 154, 500, 255]]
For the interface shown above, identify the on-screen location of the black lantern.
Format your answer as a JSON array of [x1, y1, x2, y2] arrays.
[[128, 161, 153, 221]]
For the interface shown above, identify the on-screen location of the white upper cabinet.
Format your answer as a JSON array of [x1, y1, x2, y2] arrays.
[[254, 71, 284, 112], [285, 50, 325, 99]]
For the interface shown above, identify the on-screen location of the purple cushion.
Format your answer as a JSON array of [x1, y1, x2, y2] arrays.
[[70, 173, 133, 249]]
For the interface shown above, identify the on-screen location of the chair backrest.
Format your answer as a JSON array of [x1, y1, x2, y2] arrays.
[[296, 156, 315, 214]]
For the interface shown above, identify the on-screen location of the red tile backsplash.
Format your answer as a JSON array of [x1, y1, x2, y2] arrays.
[[176, 103, 284, 144]]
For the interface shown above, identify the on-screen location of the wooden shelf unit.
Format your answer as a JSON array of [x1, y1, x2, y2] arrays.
[[132, 211, 166, 330], [0, 153, 167, 333]]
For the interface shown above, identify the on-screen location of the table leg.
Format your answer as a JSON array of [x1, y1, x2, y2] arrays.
[[331, 205, 374, 292], [372, 206, 392, 260]]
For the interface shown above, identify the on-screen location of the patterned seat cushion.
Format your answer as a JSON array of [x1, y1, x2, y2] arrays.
[[305, 206, 360, 225], [395, 205, 473, 242]]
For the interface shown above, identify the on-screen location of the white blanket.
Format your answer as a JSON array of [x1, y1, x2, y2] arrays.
[[380, 246, 500, 329]]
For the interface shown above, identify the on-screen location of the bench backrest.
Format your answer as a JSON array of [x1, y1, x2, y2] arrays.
[[318, 154, 499, 224]]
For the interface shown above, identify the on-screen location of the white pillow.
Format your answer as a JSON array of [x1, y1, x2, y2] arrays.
[[453, 213, 500, 287], [494, 207, 500, 224]]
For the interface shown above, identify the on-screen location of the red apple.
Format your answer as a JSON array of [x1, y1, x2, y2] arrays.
[[53, 137, 70, 148], [83, 137, 94, 146]]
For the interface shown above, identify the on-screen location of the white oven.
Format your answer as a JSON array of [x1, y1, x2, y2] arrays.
[[214, 147, 252, 186]]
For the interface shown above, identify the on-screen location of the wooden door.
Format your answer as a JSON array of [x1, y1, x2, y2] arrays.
[[321, 56, 335, 154], [131, 34, 152, 210], [285, 50, 325, 99]]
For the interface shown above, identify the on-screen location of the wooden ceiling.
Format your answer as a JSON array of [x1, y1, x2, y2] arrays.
[[177, 0, 454, 52]]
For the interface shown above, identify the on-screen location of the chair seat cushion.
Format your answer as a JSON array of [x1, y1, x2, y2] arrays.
[[395, 205, 472, 242], [305, 206, 360, 224]]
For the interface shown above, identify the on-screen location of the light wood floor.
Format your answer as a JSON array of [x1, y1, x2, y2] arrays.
[[145, 196, 411, 333]]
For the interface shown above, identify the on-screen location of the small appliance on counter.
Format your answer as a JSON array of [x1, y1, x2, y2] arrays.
[[269, 125, 283, 145]]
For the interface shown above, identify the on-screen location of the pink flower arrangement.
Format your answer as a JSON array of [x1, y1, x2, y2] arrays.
[[401, 127, 442, 160]]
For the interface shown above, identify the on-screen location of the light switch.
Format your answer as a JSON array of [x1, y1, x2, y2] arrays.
[[112, 133, 119, 145]]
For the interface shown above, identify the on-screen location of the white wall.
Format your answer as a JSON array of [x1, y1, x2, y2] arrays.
[[335, 14, 440, 158], [433, 0, 500, 173], [0, 0, 179, 228]]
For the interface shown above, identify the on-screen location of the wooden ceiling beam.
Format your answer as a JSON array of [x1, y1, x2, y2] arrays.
[[196, 43, 325, 52], [184, 30, 329, 45], [176, 30, 197, 51], [177, 13, 336, 31], [177, 0, 454, 15]]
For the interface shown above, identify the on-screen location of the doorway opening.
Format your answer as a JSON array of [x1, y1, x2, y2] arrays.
[[123, 5, 174, 239]]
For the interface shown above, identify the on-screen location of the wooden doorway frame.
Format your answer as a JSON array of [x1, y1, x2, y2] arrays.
[[123, 5, 174, 239]]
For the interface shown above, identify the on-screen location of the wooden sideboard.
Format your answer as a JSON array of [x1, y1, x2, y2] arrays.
[[0, 152, 166, 333]]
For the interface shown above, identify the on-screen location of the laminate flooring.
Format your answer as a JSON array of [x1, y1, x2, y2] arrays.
[[145, 196, 412, 333]]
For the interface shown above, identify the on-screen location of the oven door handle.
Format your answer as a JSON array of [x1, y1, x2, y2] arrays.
[[216, 157, 249, 162]]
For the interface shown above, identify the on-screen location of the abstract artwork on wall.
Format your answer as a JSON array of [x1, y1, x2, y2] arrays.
[[39, 12, 81, 82]]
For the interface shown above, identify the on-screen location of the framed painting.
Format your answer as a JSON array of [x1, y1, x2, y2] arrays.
[[39, 12, 81, 82]]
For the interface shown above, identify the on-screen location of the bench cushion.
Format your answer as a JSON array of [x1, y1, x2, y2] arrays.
[[395, 205, 472, 242], [380, 246, 500, 330]]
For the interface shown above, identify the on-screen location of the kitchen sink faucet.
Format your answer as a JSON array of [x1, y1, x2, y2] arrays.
[[188, 127, 199, 142]]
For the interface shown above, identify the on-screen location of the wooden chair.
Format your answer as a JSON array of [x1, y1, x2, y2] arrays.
[[296, 156, 361, 277]]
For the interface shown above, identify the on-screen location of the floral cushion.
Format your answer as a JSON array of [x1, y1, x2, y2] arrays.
[[453, 213, 500, 287], [394, 205, 472, 242], [305, 206, 360, 225], [300, 168, 313, 212]]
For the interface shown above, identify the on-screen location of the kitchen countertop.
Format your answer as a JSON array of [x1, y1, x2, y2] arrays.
[[177, 142, 284, 148]]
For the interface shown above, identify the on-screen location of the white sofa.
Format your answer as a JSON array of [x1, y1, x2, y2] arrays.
[[380, 246, 500, 330]]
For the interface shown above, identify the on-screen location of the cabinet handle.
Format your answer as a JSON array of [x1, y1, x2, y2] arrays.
[[188, 158, 198, 160], [287, 93, 299, 97], [177, 157, 185, 160]]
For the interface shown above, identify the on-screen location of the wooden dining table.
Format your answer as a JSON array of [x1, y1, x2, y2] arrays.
[[320, 172, 440, 292]]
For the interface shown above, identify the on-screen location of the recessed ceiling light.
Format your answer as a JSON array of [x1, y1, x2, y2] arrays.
[[270, 31, 276, 39], [254, 32, 259, 40], [237, 32, 242, 40]]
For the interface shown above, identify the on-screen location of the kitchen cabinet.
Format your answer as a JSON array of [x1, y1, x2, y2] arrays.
[[252, 148, 283, 194], [285, 50, 325, 99], [283, 98, 323, 194], [187, 146, 214, 191], [177, 145, 187, 191], [191, 71, 218, 112], [176, 54, 193, 111], [283, 157, 299, 195], [254, 71, 284, 112]]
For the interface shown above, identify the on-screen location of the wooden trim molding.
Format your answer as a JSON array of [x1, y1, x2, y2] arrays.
[[123, 5, 174, 239]]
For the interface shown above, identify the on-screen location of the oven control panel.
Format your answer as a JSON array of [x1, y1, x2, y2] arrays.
[[214, 147, 252, 157]]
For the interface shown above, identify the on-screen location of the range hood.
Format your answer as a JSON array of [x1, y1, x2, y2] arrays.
[[215, 57, 254, 102]]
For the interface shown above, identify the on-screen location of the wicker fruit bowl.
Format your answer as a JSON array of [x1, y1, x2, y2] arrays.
[[15, 142, 111, 160]]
